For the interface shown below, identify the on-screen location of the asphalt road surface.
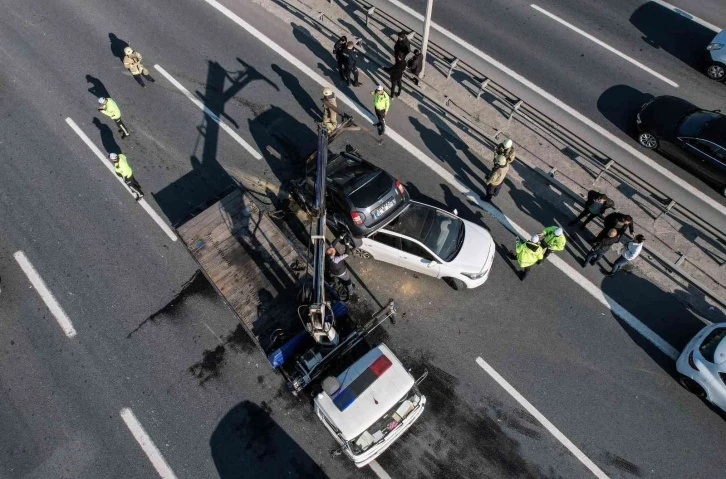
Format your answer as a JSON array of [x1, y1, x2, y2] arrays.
[[1, 0, 725, 478]]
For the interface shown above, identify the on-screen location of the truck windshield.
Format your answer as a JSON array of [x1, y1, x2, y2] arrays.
[[349, 389, 422, 455]]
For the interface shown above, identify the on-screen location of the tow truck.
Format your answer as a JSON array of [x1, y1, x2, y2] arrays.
[[175, 120, 426, 467]]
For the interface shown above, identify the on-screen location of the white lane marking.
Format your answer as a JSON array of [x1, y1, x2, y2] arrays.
[[202, 0, 678, 368], [65, 118, 177, 242], [384, 0, 726, 216], [369, 460, 393, 479], [14, 251, 77, 338], [120, 408, 178, 479], [650, 0, 721, 33], [153, 64, 263, 161], [476, 357, 610, 479], [531, 4, 678, 87]]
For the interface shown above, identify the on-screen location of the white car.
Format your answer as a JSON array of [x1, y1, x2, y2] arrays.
[[354, 201, 495, 289], [676, 323, 726, 412]]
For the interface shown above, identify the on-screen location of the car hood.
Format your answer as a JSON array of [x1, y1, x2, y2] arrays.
[[640, 96, 699, 138], [450, 221, 494, 272]]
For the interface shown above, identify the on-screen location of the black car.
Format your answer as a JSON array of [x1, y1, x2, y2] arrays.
[[635, 96, 726, 196], [290, 148, 410, 237]]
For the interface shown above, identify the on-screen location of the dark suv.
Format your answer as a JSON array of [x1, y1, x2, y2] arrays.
[[635, 95, 726, 196], [290, 148, 410, 237]]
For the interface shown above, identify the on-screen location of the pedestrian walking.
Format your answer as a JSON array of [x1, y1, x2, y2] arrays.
[[510, 234, 544, 281], [340, 41, 362, 87], [407, 49, 423, 85], [384, 54, 406, 98], [371, 85, 390, 136], [606, 234, 645, 275], [495, 138, 516, 165], [584, 228, 619, 267], [598, 212, 634, 240], [485, 155, 509, 201], [326, 237, 355, 295], [540, 226, 566, 259], [321, 87, 342, 134], [393, 31, 411, 60], [98, 97, 130, 138], [333, 35, 348, 80], [122, 46, 155, 87], [109, 153, 144, 200], [568, 190, 614, 230]]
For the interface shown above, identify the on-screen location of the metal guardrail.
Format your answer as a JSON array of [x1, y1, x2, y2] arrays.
[[274, 0, 726, 307]]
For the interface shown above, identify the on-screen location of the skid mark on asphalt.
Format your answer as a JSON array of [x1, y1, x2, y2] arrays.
[[603, 452, 642, 477]]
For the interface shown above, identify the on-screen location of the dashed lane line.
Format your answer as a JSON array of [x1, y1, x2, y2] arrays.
[[531, 4, 678, 87], [14, 250, 77, 338], [152, 64, 263, 161], [120, 408, 178, 479], [65, 118, 177, 242], [476, 357, 610, 479]]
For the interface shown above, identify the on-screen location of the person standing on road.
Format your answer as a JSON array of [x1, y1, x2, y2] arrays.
[[340, 41, 362, 87], [393, 31, 411, 60], [510, 234, 544, 281], [495, 138, 516, 165], [98, 97, 130, 139], [407, 49, 423, 85], [484, 155, 509, 202], [326, 237, 355, 295], [333, 35, 348, 80], [607, 234, 645, 275], [598, 212, 634, 240], [540, 226, 566, 259], [568, 190, 614, 230], [109, 153, 144, 200], [384, 54, 406, 98], [584, 228, 619, 267], [371, 85, 390, 136], [321, 87, 344, 134], [122, 46, 155, 87]]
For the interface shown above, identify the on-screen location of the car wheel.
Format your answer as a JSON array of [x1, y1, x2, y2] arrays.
[[353, 248, 372, 259], [678, 375, 706, 398], [721, 185, 726, 198], [638, 132, 659, 149], [444, 277, 467, 291], [706, 63, 726, 81]]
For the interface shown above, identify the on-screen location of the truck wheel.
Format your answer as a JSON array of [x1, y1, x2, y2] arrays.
[[445, 277, 467, 291]]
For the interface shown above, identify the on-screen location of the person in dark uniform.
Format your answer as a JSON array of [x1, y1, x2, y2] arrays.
[[326, 238, 355, 295]]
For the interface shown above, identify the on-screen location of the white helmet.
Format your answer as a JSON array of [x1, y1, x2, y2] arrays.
[[109, 153, 118, 160], [376, 85, 384, 91], [322, 87, 334, 97], [123, 46, 133, 55], [530, 234, 540, 243], [495, 154, 507, 166], [98, 97, 106, 104], [503, 138, 513, 149], [554, 227, 563, 236]]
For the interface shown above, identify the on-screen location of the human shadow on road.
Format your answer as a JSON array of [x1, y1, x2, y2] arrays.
[[92, 117, 120, 155], [630, 2, 715, 71], [210, 401, 328, 479], [597, 84, 653, 137], [271, 64, 322, 121], [108, 33, 129, 62], [86, 75, 110, 99]]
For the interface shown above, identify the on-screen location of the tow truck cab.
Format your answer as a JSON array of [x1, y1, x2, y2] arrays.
[[314, 344, 426, 467]]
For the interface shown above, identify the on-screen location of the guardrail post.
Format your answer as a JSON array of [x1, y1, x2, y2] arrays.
[[507, 100, 523, 120], [447, 58, 459, 80], [405, 31, 415, 40], [592, 160, 614, 184], [656, 199, 676, 221], [675, 252, 686, 268], [549, 167, 557, 177], [476, 79, 490, 101], [445, 96, 451, 107], [317, 11, 324, 22], [365, 6, 375, 26]]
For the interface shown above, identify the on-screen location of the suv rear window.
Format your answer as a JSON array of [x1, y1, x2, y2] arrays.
[[348, 172, 392, 207], [700, 328, 726, 363]]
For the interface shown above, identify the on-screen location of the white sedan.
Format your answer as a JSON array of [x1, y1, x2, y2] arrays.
[[354, 201, 495, 290], [676, 323, 726, 412]]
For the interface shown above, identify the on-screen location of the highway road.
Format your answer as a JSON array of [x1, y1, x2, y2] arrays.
[[1, 0, 725, 478]]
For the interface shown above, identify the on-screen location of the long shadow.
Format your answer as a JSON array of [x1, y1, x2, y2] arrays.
[[597, 84, 654, 137], [210, 401, 328, 478], [271, 64, 322, 121], [86, 75, 110, 99], [108, 33, 129, 62], [92, 118, 120, 155], [630, 2, 715, 71]]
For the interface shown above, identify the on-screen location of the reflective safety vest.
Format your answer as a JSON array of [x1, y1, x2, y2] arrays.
[[101, 98, 121, 120], [515, 240, 544, 268], [115, 154, 133, 179], [373, 91, 389, 112], [541, 226, 566, 251]]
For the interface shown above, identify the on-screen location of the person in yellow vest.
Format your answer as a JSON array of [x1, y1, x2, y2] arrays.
[[371, 85, 390, 135], [510, 234, 544, 281], [485, 154, 509, 201], [98, 97, 130, 138], [123, 46, 155, 87], [539, 226, 566, 259], [109, 153, 143, 200]]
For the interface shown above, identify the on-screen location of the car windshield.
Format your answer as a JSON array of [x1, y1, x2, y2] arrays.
[[347, 172, 392, 207], [678, 111, 722, 137], [386, 203, 464, 262], [348, 389, 421, 455], [700, 328, 726, 363]]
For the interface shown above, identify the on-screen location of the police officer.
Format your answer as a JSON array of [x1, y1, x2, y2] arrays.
[[511, 234, 544, 281], [326, 237, 355, 295], [539, 226, 566, 259], [371, 85, 390, 135], [321, 87, 342, 134], [495, 138, 516, 165], [123, 46, 155, 87], [109, 153, 144, 200], [340, 41, 362, 87], [333, 35, 348, 80], [485, 154, 509, 201], [98, 97, 130, 138]]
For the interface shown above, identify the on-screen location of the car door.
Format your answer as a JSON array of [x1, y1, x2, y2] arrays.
[[365, 231, 402, 267], [398, 237, 442, 278], [685, 139, 726, 185]]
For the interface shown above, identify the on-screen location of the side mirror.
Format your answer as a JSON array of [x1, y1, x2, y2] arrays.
[[427, 260, 439, 268], [452, 209, 458, 216]]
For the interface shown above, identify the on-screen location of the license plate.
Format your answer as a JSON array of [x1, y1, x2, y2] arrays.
[[372, 198, 395, 219]]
